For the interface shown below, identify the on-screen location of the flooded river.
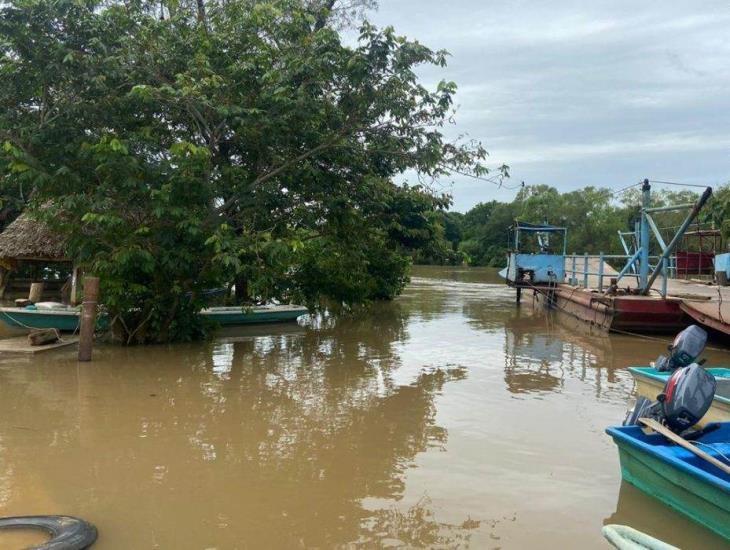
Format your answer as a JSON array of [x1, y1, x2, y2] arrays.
[[0, 266, 728, 548]]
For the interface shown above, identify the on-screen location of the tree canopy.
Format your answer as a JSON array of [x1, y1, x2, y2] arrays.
[[426, 183, 729, 268], [0, 0, 494, 342]]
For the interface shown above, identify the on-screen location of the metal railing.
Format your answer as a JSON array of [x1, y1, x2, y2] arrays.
[[564, 253, 673, 295]]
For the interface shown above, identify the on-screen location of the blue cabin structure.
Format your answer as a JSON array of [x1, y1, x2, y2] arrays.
[[505, 221, 566, 288]]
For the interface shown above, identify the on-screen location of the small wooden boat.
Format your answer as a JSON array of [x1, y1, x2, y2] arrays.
[[629, 367, 730, 427], [199, 304, 309, 326], [0, 304, 86, 332], [0, 303, 309, 331], [606, 423, 730, 540]]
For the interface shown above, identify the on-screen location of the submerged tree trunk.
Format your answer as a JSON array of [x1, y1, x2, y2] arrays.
[[234, 275, 249, 304]]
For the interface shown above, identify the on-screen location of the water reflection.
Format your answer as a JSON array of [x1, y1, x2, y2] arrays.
[[501, 307, 635, 400], [359, 496, 477, 547], [0, 304, 475, 548], [604, 482, 728, 548], [503, 311, 565, 394], [0, 267, 728, 548]]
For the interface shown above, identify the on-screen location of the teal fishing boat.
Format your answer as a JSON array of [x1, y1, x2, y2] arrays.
[[0, 304, 108, 332], [0, 303, 309, 331], [629, 367, 730, 427], [606, 423, 730, 540], [199, 304, 309, 326]]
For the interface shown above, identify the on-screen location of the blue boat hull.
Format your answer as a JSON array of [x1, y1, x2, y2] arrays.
[[606, 424, 730, 539]]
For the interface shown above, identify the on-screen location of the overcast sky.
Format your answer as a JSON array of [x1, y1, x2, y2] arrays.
[[368, 1, 730, 211]]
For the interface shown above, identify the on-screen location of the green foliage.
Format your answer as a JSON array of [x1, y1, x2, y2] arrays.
[[459, 200, 516, 266], [422, 211, 466, 265], [448, 183, 730, 267], [0, 0, 491, 342], [705, 185, 730, 247]]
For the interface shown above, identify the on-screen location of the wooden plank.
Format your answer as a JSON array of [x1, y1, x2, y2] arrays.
[[639, 418, 730, 475], [0, 335, 78, 354]]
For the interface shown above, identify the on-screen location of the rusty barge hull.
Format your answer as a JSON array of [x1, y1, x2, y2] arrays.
[[680, 301, 730, 337], [529, 284, 687, 334]]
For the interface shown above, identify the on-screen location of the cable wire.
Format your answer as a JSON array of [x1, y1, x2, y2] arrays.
[[610, 181, 643, 199], [648, 179, 709, 189]]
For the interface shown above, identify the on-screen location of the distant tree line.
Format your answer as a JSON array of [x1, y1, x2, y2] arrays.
[[416, 183, 730, 267]]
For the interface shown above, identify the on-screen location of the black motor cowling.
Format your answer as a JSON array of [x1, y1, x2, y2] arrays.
[[660, 363, 716, 432], [655, 325, 707, 372], [624, 363, 717, 435]]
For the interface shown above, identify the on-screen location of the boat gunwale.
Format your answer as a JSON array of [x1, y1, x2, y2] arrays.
[[606, 425, 730, 495], [200, 305, 308, 315], [0, 306, 80, 316]]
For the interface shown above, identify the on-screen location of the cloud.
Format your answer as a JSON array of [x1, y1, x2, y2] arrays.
[[494, 133, 730, 165], [370, 1, 730, 210]]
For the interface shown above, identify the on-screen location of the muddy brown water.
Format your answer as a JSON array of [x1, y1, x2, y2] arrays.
[[0, 266, 728, 549]]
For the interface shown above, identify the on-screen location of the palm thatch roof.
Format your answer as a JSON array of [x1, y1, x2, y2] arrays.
[[0, 213, 68, 262]]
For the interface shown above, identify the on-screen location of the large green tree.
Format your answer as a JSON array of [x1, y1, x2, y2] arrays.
[[0, 0, 491, 342]]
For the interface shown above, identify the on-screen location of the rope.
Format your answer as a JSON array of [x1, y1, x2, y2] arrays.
[[717, 286, 725, 325], [522, 283, 730, 354], [0, 308, 79, 341], [609, 327, 730, 354], [521, 278, 611, 330], [0, 309, 48, 330], [691, 441, 730, 465]]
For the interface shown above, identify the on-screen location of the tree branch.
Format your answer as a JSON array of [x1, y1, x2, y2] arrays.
[[216, 135, 344, 214]]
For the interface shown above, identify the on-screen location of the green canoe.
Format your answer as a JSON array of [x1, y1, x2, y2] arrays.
[[0, 306, 108, 332], [0, 303, 309, 332], [199, 305, 309, 326]]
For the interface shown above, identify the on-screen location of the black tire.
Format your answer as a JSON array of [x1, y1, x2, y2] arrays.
[[0, 515, 97, 549]]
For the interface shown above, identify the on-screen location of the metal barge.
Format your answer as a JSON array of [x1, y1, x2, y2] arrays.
[[503, 180, 730, 337]]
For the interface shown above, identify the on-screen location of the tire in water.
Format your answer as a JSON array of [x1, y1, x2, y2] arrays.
[[0, 515, 97, 549]]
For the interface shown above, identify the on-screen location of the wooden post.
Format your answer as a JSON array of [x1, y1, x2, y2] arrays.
[[28, 282, 44, 303], [0, 267, 8, 299], [78, 277, 99, 362]]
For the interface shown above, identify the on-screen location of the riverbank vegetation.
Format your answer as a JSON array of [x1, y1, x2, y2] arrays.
[[0, 0, 498, 342], [419, 183, 730, 267]]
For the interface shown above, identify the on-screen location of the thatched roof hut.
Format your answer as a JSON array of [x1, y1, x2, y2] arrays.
[[0, 213, 68, 262]]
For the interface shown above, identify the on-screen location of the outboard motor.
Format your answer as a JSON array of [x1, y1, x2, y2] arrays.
[[625, 363, 716, 436], [654, 325, 707, 372], [661, 363, 716, 432]]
